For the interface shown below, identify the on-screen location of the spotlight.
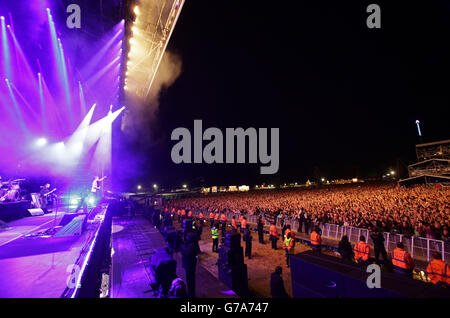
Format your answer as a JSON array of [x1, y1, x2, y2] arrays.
[[182, 184, 187, 188], [134, 6, 139, 15], [137, 185, 142, 190], [88, 197, 95, 205], [36, 138, 47, 147]]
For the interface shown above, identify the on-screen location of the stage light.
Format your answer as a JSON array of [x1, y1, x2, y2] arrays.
[[129, 38, 135, 45], [88, 197, 95, 205], [36, 138, 47, 146], [390, 171, 395, 175], [153, 184, 158, 189], [134, 6, 140, 15], [321, 178, 325, 182], [137, 185, 142, 190], [131, 26, 137, 33], [182, 184, 187, 188], [70, 198, 79, 205]]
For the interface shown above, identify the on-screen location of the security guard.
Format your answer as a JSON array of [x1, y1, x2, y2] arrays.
[[187, 210, 193, 219], [391, 242, 414, 277], [310, 227, 322, 253], [209, 211, 215, 227], [211, 223, 219, 253], [269, 222, 279, 250], [257, 216, 265, 244], [354, 235, 370, 264], [283, 232, 294, 267], [231, 216, 238, 231], [243, 227, 252, 259], [426, 251, 450, 287], [220, 212, 227, 233], [198, 211, 204, 226], [181, 209, 186, 220]]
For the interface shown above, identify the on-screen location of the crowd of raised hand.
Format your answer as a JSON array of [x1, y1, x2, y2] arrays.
[[166, 182, 449, 241]]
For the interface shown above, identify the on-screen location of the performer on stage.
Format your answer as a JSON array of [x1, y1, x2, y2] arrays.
[[91, 175, 107, 204], [40, 183, 51, 212]]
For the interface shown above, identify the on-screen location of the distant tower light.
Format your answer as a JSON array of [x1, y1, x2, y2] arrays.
[[415, 120, 422, 137]]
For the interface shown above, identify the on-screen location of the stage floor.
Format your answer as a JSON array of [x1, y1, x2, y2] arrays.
[[0, 209, 101, 298], [111, 216, 238, 298]]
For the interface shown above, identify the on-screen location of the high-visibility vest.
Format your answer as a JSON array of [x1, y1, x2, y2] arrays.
[[241, 219, 247, 229], [354, 241, 370, 261], [239, 216, 244, 224], [232, 219, 237, 229], [284, 237, 294, 254], [188, 210, 192, 217], [177, 210, 181, 216], [220, 214, 227, 222], [391, 248, 413, 270], [215, 213, 220, 221], [211, 228, 219, 239], [172, 208, 175, 213], [426, 259, 450, 284], [181, 209, 186, 216], [210, 212, 215, 219], [310, 231, 321, 246], [270, 225, 278, 238], [199, 212, 204, 219]]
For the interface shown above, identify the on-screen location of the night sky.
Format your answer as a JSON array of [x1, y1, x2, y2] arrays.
[[116, 0, 450, 189]]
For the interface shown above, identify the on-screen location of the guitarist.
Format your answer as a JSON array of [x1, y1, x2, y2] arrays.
[[40, 183, 53, 212], [91, 175, 107, 204]]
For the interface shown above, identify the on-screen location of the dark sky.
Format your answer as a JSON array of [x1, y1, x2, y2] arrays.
[[115, 0, 450, 189]]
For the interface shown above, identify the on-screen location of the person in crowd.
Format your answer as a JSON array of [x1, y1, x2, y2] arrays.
[[310, 226, 322, 253], [426, 251, 450, 287], [283, 231, 294, 267], [211, 223, 219, 253], [243, 227, 253, 259], [257, 216, 265, 244], [354, 235, 370, 264], [391, 242, 414, 278], [270, 266, 289, 298], [269, 222, 279, 250], [338, 235, 354, 261], [370, 226, 390, 266], [181, 232, 198, 298]]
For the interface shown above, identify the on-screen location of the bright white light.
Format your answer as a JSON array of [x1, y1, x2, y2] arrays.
[[88, 197, 95, 205], [390, 171, 395, 175], [36, 138, 47, 147], [134, 6, 139, 15], [153, 184, 157, 189], [70, 198, 78, 205], [131, 26, 137, 33], [137, 185, 142, 190], [129, 38, 135, 45], [182, 184, 187, 188], [321, 178, 325, 182]]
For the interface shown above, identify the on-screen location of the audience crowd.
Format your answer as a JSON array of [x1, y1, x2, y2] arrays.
[[167, 183, 449, 241]]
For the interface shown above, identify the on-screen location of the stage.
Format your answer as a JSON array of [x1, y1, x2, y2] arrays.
[[0, 201, 32, 222], [0, 205, 110, 298]]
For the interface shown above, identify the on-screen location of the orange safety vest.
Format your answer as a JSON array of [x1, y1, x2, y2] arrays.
[[209, 212, 215, 219], [285, 228, 291, 240], [426, 259, 450, 285], [181, 209, 186, 216], [391, 248, 413, 270], [215, 213, 220, 221], [310, 231, 321, 246], [354, 241, 370, 261], [177, 209, 181, 216], [188, 210, 192, 217], [199, 212, 204, 219], [270, 225, 278, 238], [241, 219, 247, 229], [239, 216, 244, 223], [220, 214, 227, 222], [231, 219, 237, 229]]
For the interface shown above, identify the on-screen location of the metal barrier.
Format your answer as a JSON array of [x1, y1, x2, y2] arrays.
[[319, 223, 448, 262]]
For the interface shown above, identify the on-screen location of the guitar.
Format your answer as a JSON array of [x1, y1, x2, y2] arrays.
[[42, 188, 57, 197]]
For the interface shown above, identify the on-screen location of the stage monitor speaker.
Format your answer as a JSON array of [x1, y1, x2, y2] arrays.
[[27, 208, 44, 216], [54, 215, 86, 237]]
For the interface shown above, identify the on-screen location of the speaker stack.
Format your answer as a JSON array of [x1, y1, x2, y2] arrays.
[[217, 231, 248, 296]]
